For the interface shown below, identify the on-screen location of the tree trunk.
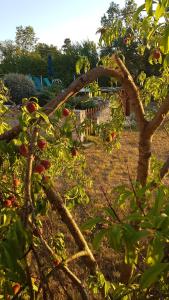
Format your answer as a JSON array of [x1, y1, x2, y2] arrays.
[[137, 131, 152, 186]]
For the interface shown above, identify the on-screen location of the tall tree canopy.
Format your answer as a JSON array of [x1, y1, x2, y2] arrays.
[[15, 26, 38, 52]]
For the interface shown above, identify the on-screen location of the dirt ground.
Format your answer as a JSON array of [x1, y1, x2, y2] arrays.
[[47, 129, 169, 299]]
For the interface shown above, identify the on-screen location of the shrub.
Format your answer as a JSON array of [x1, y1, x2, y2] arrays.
[[66, 96, 103, 109], [36, 88, 55, 106], [4, 73, 36, 104], [48, 80, 63, 95]]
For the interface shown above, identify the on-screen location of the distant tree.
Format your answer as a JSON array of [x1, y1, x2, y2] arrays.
[[0, 40, 16, 62], [78, 40, 98, 68], [15, 26, 38, 52], [62, 38, 72, 54], [35, 43, 60, 59]]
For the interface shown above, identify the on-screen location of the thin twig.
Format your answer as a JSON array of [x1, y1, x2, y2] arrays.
[[126, 163, 145, 216], [32, 246, 54, 300], [65, 250, 88, 264], [24, 127, 38, 225], [99, 185, 122, 223]]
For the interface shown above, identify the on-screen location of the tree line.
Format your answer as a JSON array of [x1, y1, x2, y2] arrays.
[[0, 0, 162, 89]]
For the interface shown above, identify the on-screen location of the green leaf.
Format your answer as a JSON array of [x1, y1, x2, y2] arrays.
[[152, 186, 165, 215], [145, 0, 153, 14], [133, 4, 145, 20], [140, 263, 169, 288], [93, 229, 107, 250], [81, 216, 102, 230], [76, 56, 90, 75], [163, 54, 169, 68], [123, 224, 148, 244], [106, 225, 122, 251], [104, 207, 117, 220], [147, 237, 164, 265], [37, 111, 50, 124], [160, 24, 169, 54], [155, 2, 166, 20]]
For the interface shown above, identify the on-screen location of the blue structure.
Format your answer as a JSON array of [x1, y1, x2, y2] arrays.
[[47, 54, 54, 78], [43, 77, 51, 87], [32, 76, 42, 90], [29, 75, 52, 90]]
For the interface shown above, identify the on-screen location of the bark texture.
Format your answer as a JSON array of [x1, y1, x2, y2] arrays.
[[137, 131, 152, 185], [43, 185, 97, 275]]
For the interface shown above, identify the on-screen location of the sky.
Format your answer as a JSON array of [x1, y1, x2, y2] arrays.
[[0, 0, 144, 49]]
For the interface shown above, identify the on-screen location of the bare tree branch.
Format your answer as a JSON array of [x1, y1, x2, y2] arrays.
[[60, 265, 89, 300], [43, 185, 97, 275], [0, 66, 123, 142], [44, 66, 123, 115], [146, 94, 169, 136], [23, 128, 38, 225], [114, 55, 147, 131], [65, 250, 88, 264]]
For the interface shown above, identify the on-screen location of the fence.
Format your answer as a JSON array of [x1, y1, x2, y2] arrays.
[[74, 102, 111, 141], [73, 90, 131, 141]]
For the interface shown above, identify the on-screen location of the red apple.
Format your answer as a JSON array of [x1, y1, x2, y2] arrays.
[[19, 144, 28, 157], [26, 102, 37, 113], [62, 108, 70, 117], [54, 259, 60, 267], [37, 139, 47, 150], [71, 148, 78, 157], [111, 132, 116, 139], [4, 199, 13, 208], [40, 160, 51, 170], [8, 195, 16, 203], [34, 164, 45, 174], [13, 283, 21, 295], [153, 49, 161, 60]]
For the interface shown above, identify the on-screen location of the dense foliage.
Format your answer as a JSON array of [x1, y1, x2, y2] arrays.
[[4, 73, 36, 104], [0, 28, 98, 87]]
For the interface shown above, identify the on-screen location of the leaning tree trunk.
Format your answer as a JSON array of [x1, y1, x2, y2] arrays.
[[137, 130, 152, 186]]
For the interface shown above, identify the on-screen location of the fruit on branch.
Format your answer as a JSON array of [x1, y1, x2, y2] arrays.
[[62, 108, 70, 117], [42, 175, 51, 183], [40, 160, 51, 170], [13, 178, 20, 187], [19, 144, 29, 157], [4, 199, 13, 208], [111, 132, 116, 139], [54, 258, 60, 267], [37, 139, 47, 150], [153, 49, 161, 59], [26, 101, 37, 113], [12, 283, 21, 295], [71, 148, 78, 157], [123, 37, 129, 45], [8, 195, 16, 203], [34, 164, 46, 174]]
